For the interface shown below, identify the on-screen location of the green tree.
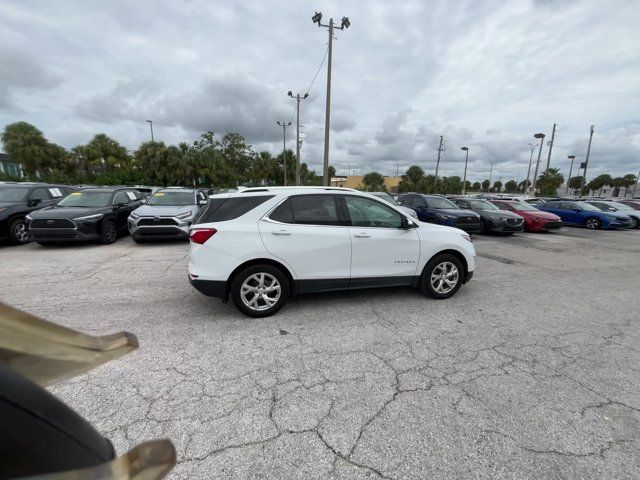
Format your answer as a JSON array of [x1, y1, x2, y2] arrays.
[[1, 121, 56, 177], [360, 171, 385, 191], [328, 165, 336, 178], [621, 174, 637, 196], [493, 180, 503, 192], [481, 179, 490, 191], [504, 180, 518, 192], [589, 174, 613, 195], [472, 181, 481, 191], [439, 176, 462, 194], [568, 176, 583, 195], [536, 168, 565, 196], [399, 165, 425, 192]]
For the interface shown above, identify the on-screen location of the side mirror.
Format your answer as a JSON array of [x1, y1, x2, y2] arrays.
[[401, 216, 416, 229], [28, 198, 42, 207], [198, 199, 208, 206]]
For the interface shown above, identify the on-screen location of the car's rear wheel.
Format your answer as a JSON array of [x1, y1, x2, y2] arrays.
[[631, 217, 639, 229], [9, 218, 30, 245], [231, 265, 289, 317], [419, 254, 464, 299], [100, 220, 118, 244], [585, 217, 602, 230]]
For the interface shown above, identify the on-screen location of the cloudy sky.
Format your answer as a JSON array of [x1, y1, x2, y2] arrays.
[[2, 0, 639, 183]]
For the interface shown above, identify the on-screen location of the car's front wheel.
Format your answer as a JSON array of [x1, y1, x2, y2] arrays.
[[231, 265, 290, 317], [9, 218, 31, 245], [585, 217, 602, 230], [100, 220, 118, 244], [419, 254, 464, 299]]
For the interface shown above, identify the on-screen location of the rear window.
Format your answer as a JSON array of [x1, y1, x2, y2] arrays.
[[268, 195, 342, 226], [194, 195, 274, 224]]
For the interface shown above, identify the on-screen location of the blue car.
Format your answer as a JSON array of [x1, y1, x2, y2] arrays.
[[537, 200, 634, 230], [396, 194, 482, 233]]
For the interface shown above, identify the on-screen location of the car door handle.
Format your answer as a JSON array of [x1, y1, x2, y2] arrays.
[[354, 232, 371, 238], [272, 230, 291, 236]]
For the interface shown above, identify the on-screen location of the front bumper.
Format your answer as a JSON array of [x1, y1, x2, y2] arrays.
[[606, 219, 634, 230], [28, 219, 100, 242], [485, 219, 524, 233], [452, 216, 483, 233], [129, 216, 191, 240]]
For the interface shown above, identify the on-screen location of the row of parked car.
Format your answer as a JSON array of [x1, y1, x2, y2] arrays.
[[0, 182, 210, 245]]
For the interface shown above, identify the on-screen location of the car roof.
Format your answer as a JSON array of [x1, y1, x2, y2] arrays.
[[76, 187, 132, 193], [232, 186, 358, 196], [157, 187, 198, 193]]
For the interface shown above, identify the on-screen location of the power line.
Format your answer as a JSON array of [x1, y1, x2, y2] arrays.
[[287, 46, 329, 125]]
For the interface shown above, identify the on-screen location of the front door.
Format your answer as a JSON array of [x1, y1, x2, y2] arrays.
[[342, 195, 420, 285], [259, 194, 351, 291]]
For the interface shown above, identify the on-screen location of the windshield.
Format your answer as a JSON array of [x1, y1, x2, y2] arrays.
[[371, 193, 399, 205], [579, 202, 601, 211], [425, 197, 458, 209], [511, 201, 538, 211], [147, 191, 195, 206], [58, 191, 112, 207], [468, 199, 499, 210], [0, 187, 29, 202], [605, 202, 633, 211]]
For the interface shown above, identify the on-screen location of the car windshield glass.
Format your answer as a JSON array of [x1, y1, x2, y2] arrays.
[[468, 199, 499, 210], [58, 191, 112, 207], [607, 202, 633, 211], [0, 187, 29, 202], [147, 191, 194, 206], [578, 202, 600, 211], [371, 193, 398, 205], [425, 197, 458, 209], [512, 201, 538, 211]]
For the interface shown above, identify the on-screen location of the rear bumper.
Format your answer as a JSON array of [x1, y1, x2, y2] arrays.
[[189, 276, 227, 300]]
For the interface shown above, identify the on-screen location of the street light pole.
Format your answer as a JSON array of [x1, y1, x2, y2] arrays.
[[488, 160, 494, 191], [288, 91, 309, 186], [312, 12, 350, 186], [531, 133, 546, 194], [566, 155, 576, 195], [146, 120, 154, 142], [524, 143, 537, 194], [276, 121, 291, 186], [461, 147, 469, 194]]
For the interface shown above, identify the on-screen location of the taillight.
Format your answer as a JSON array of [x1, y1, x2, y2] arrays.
[[189, 228, 217, 244]]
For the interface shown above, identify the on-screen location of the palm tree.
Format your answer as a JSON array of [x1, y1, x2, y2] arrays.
[[360, 172, 385, 191], [536, 168, 564, 196]]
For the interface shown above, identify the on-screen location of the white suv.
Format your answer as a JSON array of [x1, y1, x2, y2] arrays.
[[188, 187, 476, 317]]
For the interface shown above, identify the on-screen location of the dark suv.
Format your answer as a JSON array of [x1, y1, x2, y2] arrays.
[[396, 194, 482, 233], [0, 183, 75, 244], [27, 187, 144, 245]]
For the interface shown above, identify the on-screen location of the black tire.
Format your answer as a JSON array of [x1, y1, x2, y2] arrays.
[[8, 217, 31, 245], [631, 217, 639, 229], [419, 253, 464, 299], [100, 220, 118, 244], [230, 264, 290, 318], [584, 217, 602, 230]]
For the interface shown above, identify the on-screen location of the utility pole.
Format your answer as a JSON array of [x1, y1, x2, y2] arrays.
[[461, 147, 469, 194], [287, 91, 309, 185], [545, 123, 556, 172], [312, 12, 350, 186], [580, 125, 595, 193], [396, 164, 399, 177], [488, 160, 494, 191], [276, 121, 291, 186], [531, 132, 546, 194], [434, 135, 444, 183], [146, 120, 154, 142], [524, 143, 537, 194], [565, 155, 576, 195]]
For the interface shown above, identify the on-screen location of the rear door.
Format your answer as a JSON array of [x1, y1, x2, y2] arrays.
[[259, 194, 351, 288], [342, 195, 420, 284], [27, 188, 55, 211]]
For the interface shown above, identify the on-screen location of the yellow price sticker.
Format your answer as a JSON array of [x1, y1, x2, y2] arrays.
[[70, 192, 82, 196], [153, 193, 165, 197]]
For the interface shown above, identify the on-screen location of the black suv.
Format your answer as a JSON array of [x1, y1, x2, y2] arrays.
[[0, 183, 75, 245], [27, 187, 144, 245]]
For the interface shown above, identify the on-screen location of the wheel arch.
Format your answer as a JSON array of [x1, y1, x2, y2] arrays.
[[420, 249, 469, 284], [226, 258, 295, 301]]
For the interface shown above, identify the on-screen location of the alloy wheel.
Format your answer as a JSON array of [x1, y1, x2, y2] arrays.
[[430, 261, 459, 294], [585, 218, 600, 229], [240, 273, 281, 312], [14, 222, 29, 243], [105, 223, 117, 242]]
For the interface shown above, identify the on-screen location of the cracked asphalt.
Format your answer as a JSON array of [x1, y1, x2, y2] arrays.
[[1, 227, 639, 479]]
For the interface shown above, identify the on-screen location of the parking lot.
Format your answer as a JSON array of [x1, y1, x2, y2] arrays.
[[1, 228, 639, 479]]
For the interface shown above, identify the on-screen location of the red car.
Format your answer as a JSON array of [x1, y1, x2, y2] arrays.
[[490, 200, 563, 232]]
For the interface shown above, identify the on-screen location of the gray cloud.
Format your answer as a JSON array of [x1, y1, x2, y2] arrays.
[[1, 0, 639, 181]]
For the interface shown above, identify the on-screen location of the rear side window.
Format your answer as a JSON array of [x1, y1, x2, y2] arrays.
[[195, 195, 274, 224], [268, 195, 341, 226]]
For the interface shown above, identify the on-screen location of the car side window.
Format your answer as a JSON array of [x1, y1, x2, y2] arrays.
[[456, 200, 471, 209], [269, 199, 294, 223], [30, 188, 51, 201], [289, 195, 341, 226], [113, 192, 129, 205], [344, 196, 402, 228], [494, 202, 510, 211], [412, 196, 425, 207]]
